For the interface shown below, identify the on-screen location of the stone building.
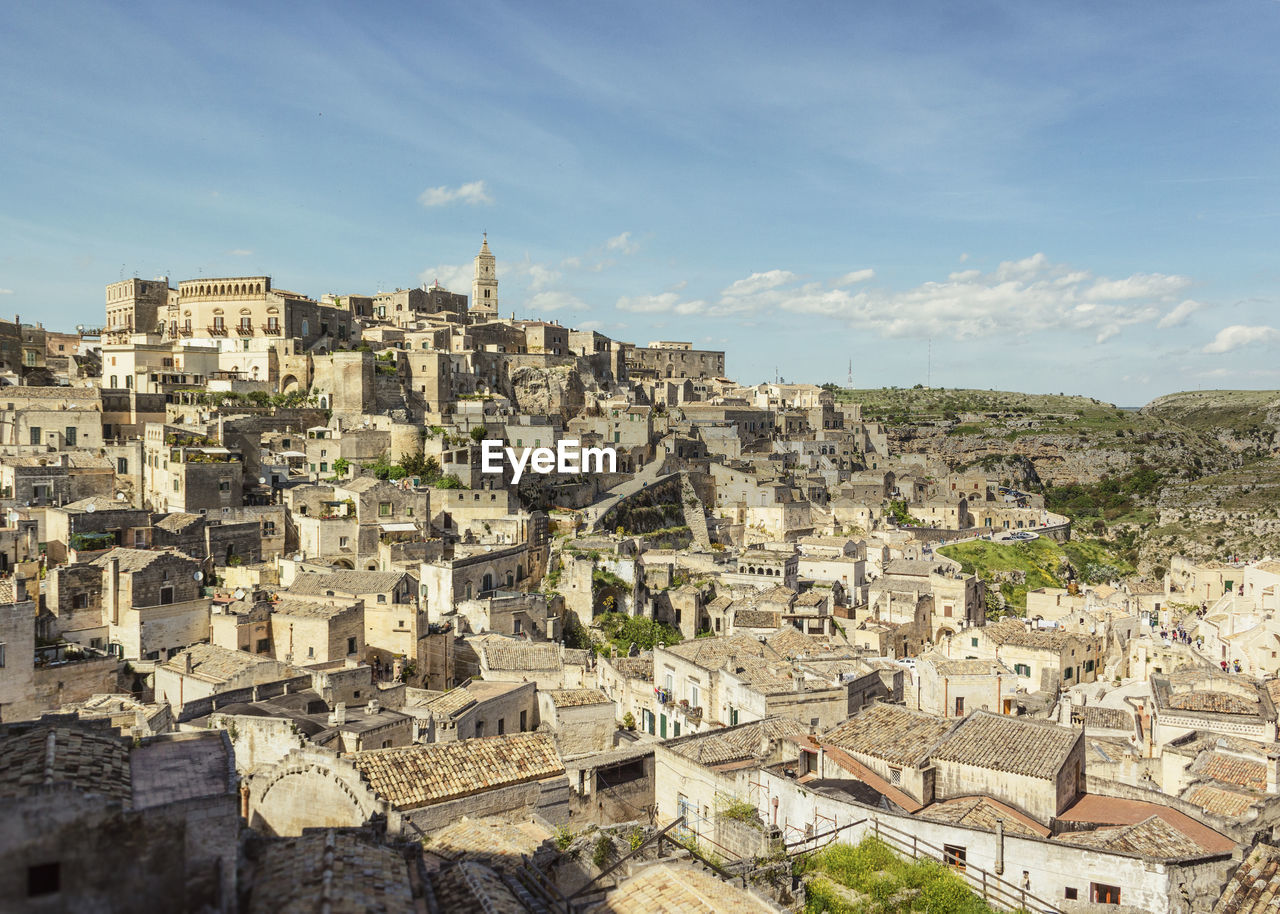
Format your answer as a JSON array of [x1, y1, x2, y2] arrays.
[[0, 722, 239, 911], [246, 731, 567, 837], [94, 547, 210, 660], [537, 688, 615, 758]]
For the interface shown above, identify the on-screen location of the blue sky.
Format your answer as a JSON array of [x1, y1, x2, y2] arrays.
[[2, 1, 1279, 405]]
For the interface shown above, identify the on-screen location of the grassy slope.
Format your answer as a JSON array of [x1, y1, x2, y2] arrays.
[[803, 838, 1000, 914], [1141, 389, 1280, 435], [938, 537, 1134, 609]]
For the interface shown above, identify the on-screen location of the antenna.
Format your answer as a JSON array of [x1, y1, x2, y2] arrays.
[[847, 359, 853, 387]]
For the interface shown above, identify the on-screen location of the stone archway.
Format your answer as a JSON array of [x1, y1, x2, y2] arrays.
[[281, 374, 300, 394], [248, 749, 381, 837]]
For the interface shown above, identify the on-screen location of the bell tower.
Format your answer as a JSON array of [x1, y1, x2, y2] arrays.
[[471, 233, 498, 316]]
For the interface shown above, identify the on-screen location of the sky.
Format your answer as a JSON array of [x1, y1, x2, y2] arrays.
[[2, 1, 1279, 406]]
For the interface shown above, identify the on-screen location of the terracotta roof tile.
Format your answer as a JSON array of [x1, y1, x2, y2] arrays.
[[1056, 815, 1205, 859], [931, 712, 1079, 780], [823, 704, 953, 768], [1213, 843, 1280, 914], [247, 831, 413, 914], [1195, 752, 1267, 791], [0, 725, 130, 802], [665, 717, 808, 767], [352, 732, 564, 810], [545, 689, 610, 708]]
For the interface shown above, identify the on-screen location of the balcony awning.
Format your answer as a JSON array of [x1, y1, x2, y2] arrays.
[[379, 522, 417, 532]]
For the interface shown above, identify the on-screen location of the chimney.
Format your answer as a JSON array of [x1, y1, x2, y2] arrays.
[[367, 698, 380, 714], [13, 572, 25, 604], [1268, 753, 1280, 795], [334, 702, 347, 725], [184, 651, 193, 674]]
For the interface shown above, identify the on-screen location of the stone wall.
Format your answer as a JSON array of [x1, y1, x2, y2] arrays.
[[32, 655, 120, 712]]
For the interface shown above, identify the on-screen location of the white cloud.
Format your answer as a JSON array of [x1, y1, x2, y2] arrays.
[[227, 249, 252, 257], [1202, 325, 1280, 354], [722, 270, 797, 299], [0, 288, 12, 296], [1156, 299, 1205, 329], [833, 268, 875, 286], [528, 290, 586, 313], [1089, 273, 1191, 301], [418, 180, 492, 207], [577, 320, 605, 331], [526, 264, 561, 291], [617, 292, 706, 315], [418, 264, 471, 293], [686, 254, 1192, 344], [605, 232, 639, 254]]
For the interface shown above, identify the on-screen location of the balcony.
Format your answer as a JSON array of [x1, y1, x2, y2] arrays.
[[261, 323, 281, 335], [235, 324, 255, 336], [207, 325, 228, 337]]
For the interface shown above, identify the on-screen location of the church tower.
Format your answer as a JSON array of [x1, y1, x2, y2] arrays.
[[471, 233, 498, 316]]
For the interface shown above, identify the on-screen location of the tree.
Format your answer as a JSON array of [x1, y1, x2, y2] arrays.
[[332, 457, 350, 477], [470, 425, 489, 443]]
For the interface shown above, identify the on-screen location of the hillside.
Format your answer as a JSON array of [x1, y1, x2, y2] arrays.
[[938, 536, 1135, 611], [837, 386, 1279, 576]]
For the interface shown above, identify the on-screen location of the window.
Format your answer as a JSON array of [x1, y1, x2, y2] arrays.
[[72, 593, 88, 609], [256, 638, 270, 653], [240, 317, 251, 331], [218, 481, 231, 492], [379, 502, 392, 516], [213, 316, 225, 331], [377, 594, 387, 604], [688, 682, 699, 707], [0, 643, 5, 668], [955, 696, 965, 715], [173, 479, 180, 492], [1091, 883, 1121, 904], [65, 427, 76, 446], [1064, 667, 1074, 680], [943, 845, 966, 871], [513, 618, 522, 634], [27, 862, 59, 897], [729, 707, 739, 726], [520, 710, 527, 731], [497, 718, 505, 735], [339, 536, 349, 548], [970, 637, 978, 647], [888, 766, 901, 785], [29, 427, 41, 446], [347, 636, 357, 655], [117, 457, 128, 474], [159, 586, 173, 605], [1015, 663, 1031, 677], [475, 720, 485, 738], [307, 646, 315, 659], [1065, 888, 1078, 900]]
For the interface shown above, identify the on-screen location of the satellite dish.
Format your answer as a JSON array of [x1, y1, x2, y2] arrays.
[[293, 553, 304, 561], [116, 492, 126, 501], [258, 477, 267, 485], [85, 503, 96, 513], [193, 571, 204, 582], [233, 588, 246, 600]]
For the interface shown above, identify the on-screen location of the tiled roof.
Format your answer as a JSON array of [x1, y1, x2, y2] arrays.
[[91, 547, 191, 572], [1082, 706, 1135, 732], [352, 732, 564, 810], [288, 570, 413, 596], [924, 655, 1011, 678], [917, 796, 1050, 838], [271, 600, 356, 620], [130, 732, 232, 809], [0, 725, 130, 802], [1196, 752, 1267, 791], [425, 817, 552, 871], [607, 655, 654, 682], [766, 627, 859, 660], [665, 717, 808, 767], [480, 640, 562, 672], [1169, 691, 1260, 714], [1184, 784, 1257, 818], [1213, 843, 1280, 914], [662, 633, 774, 670], [884, 559, 943, 577], [733, 609, 781, 629], [1056, 815, 1205, 859], [981, 618, 1081, 650], [545, 689, 610, 708], [154, 512, 203, 533], [431, 861, 527, 914], [247, 831, 413, 914], [1058, 793, 1237, 854], [823, 704, 953, 768], [421, 689, 477, 718], [162, 643, 279, 683], [931, 712, 1079, 780], [0, 579, 16, 603]]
